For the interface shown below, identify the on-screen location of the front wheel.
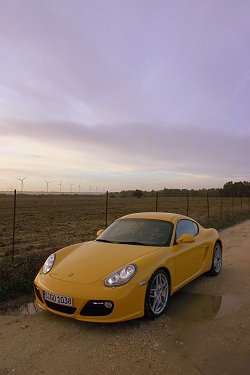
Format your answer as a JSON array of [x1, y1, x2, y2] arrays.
[[144, 269, 169, 319], [207, 242, 222, 276]]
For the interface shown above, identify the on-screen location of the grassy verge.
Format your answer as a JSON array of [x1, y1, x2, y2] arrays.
[[202, 211, 250, 231], [0, 250, 51, 303]]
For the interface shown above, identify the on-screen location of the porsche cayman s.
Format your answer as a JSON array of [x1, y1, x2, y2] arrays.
[[34, 212, 222, 323]]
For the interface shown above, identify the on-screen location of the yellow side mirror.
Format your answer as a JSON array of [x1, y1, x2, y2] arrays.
[[176, 234, 195, 244], [96, 229, 104, 237]]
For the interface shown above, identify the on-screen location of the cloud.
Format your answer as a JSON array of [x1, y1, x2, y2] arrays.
[[1, 119, 249, 179], [1, 0, 250, 190]]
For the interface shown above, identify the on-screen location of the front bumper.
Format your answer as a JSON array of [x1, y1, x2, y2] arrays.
[[34, 272, 147, 323]]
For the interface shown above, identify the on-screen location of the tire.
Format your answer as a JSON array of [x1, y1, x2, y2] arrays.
[[207, 242, 222, 276], [144, 269, 169, 319]]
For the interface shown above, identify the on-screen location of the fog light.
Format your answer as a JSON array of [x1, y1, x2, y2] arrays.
[[104, 301, 113, 309]]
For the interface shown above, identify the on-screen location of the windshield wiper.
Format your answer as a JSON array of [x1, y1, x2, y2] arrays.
[[96, 239, 147, 246], [117, 241, 146, 246], [96, 239, 114, 243]]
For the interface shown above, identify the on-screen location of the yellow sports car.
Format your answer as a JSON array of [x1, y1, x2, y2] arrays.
[[34, 212, 222, 323]]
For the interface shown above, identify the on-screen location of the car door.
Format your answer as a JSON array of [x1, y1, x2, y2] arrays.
[[173, 219, 205, 287]]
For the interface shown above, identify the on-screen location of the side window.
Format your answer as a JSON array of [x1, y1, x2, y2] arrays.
[[176, 219, 199, 239]]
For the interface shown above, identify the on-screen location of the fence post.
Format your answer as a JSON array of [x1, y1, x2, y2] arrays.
[[155, 191, 158, 212], [220, 196, 223, 218], [207, 193, 210, 218], [105, 191, 108, 228], [186, 192, 189, 216], [12, 189, 17, 262]]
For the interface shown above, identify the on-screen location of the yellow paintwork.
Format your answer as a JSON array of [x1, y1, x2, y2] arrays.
[[34, 212, 222, 322]]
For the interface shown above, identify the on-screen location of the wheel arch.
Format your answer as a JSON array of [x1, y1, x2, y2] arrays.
[[206, 239, 223, 276], [216, 239, 222, 250]]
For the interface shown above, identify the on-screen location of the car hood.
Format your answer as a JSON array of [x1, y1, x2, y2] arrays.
[[50, 241, 158, 283]]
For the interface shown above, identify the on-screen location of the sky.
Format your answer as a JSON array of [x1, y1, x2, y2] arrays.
[[1, 0, 250, 193]]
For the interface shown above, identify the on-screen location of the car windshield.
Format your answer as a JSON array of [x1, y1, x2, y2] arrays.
[[96, 219, 173, 247]]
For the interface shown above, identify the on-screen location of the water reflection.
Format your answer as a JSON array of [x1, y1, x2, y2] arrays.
[[167, 292, 240, 322], [214, 294, 240, 318], [16, 294, 240, 321], [18, 301, 42, 315]]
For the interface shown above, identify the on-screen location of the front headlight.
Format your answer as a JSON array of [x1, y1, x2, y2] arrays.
[[104, 264, 137, 287], [43, 253, 56, 274]]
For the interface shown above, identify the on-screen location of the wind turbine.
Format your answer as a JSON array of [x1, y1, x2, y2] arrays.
[[76, 183, 81, 193], [69, 183, 74, 194], [57, 180, 63, 193], [15, 176, 27, 192], [44, 179, 52, 193], [89, 185, 93, 193], [95, 186, 99, 193]]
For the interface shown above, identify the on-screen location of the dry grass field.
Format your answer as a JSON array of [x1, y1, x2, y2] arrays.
[[0, 193, 250, 301], [1, 193, 250, 259]]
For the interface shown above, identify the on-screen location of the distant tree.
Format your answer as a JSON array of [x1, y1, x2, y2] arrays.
[[222, 181, 234, 197], [148, 189, 157, 197], [119, 190, 129, 198], [133, 189, 143, 198], [222, 181, 250, 197]]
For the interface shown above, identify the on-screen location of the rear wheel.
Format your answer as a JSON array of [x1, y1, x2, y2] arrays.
[[144, 269, 169, 319], [207, 242, 222, 276]]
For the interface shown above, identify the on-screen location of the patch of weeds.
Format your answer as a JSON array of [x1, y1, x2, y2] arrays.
[[0, 251, 51, 302]]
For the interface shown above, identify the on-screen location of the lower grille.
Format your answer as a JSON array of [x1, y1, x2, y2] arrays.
[[80, 300, 114, 316], [45, 300, 77, 315]]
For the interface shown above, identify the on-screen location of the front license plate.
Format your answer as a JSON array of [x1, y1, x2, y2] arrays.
[[43, 291, 73, 306]]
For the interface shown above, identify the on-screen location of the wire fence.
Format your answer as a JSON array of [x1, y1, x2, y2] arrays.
[[1, 190, 250, 262]]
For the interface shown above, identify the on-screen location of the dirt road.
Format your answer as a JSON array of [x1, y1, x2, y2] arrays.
[[1, 220, 250, 375]]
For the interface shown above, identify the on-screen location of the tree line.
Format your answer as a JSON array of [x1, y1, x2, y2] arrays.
[[116, 181, 250, 198]]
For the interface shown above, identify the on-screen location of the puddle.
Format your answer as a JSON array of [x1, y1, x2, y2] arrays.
[[10, 293, 240, 321], [167, 292, 240, 322], [17, 301, 42, 315], [214, 294, 241, 318]]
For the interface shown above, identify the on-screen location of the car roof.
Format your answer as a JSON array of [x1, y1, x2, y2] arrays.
[[119, 212, 188, 223]]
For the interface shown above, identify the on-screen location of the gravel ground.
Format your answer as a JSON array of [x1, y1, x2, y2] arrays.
[[1, 220, 250, 375]]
